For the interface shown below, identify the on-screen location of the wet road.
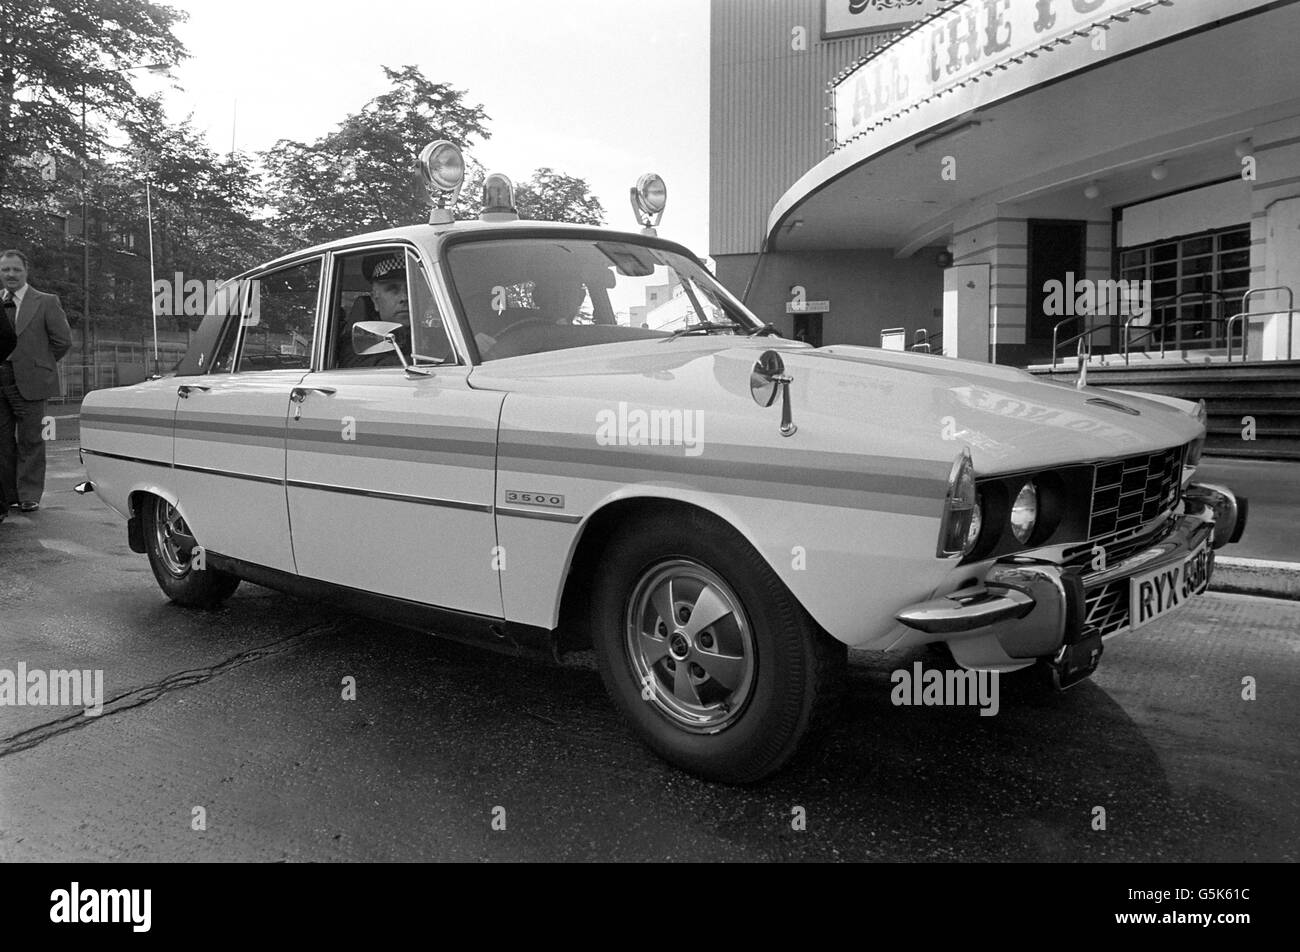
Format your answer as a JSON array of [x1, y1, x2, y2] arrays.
[[1, 443, 1298, 861]]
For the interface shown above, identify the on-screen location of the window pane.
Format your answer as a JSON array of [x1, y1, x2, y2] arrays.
[[407, 250, 453, 363], [206, 281, 245, 374], [238, 260, 319, 372], [1182, 236, 1213, 256], [1219, 249, 1250, 271], [1218, 228, 1251, 251], [1121, 250, 1146, 270]]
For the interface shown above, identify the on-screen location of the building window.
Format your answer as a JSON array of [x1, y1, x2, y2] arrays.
[[1119, 225, 1250, 348]]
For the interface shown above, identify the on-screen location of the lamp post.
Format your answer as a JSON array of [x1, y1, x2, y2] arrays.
[[80, 62, 168, 398]]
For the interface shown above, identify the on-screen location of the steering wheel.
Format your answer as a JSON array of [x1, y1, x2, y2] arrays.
[[480, 318, 559, 359], [493, 317, 555, 338]]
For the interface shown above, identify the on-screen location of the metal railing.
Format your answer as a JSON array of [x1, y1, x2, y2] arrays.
[[1051, 318, 1123, 370], [1052, 283, 1300, 369], [1226, 285, 1296, 363], [1122, 315, 1244, 365], [910, 328, 943, 354]]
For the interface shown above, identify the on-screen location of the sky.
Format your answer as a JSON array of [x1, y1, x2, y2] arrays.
[[141, 0, 713, 255]]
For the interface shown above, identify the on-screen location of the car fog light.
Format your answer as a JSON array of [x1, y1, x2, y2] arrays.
[[1010, 481, 1037, 543]]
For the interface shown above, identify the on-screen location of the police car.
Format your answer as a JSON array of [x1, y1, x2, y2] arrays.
[[77, 141, 1246, 783]]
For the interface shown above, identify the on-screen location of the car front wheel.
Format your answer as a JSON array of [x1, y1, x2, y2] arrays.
[[590, 511, 845, 783], [142, 495, 240, 608]]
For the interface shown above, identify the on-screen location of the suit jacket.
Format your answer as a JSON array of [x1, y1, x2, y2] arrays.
[[7, 287, 72, 400]]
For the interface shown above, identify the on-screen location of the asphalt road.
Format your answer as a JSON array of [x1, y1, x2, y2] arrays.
[[1197, 457, 1298, 562], [1, 443, 1298, 861]]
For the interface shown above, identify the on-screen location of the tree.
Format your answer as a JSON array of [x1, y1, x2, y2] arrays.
[[262, 66, 493, 247], [0, 0, 186, 207], [515, 168, 606, 225], [91, 101, 276, 335], [0, 0, 187, 321]]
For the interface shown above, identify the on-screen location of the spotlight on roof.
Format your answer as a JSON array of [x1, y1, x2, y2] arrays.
[[419, 140, 465, 225]]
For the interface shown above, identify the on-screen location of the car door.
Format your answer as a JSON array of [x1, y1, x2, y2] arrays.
[[284, 246, 505, 617], [170, 257, 323, 574]]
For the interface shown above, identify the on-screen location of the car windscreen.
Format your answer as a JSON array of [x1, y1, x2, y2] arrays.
[[443, 237, 758, 362]]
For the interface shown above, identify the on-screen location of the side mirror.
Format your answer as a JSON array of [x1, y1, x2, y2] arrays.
[[750, 350, 797, 437], [352, 320, 401, 356], [351, 320, 432, 377]]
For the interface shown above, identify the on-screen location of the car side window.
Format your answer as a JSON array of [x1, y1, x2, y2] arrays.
[[206, 294, 243, 375], [236, 259, 321, 373], [326, 246, 453, 370]]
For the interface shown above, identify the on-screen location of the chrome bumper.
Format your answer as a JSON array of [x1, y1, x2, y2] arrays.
[[894, 482, 1243, 688]]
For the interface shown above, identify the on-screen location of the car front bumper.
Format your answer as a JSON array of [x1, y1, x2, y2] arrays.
[[894, 483, 1245, 688]]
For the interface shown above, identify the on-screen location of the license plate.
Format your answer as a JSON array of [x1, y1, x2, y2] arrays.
[[1129, 542, 1209, 631]]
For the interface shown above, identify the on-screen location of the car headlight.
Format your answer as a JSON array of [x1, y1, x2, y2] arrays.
[[1010, 481, 1038, 543]]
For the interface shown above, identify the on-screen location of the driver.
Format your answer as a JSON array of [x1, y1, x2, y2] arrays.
[[533, 276, 587, 324], [337, 253, 412, 368]]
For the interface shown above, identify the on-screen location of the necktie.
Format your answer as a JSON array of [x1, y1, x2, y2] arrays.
[[2, 292, 14, 331]]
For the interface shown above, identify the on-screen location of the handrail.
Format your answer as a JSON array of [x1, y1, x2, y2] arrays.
[[1239, 285, 1295, 360], [1050, 315, 1087, 370], [1225, 312, 1248, 363], [1123, 314, 1241, 365], [1158, 289, 1228, 352], [910, 327, 943, 354]]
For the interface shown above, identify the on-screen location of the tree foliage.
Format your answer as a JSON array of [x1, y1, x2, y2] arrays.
[[0, 0, 186, 202], [262, 66, 493, 247], [515, 167, 605, 225]]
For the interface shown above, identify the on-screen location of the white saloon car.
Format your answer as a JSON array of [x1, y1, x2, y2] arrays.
[[79, 143, 1245, 783]]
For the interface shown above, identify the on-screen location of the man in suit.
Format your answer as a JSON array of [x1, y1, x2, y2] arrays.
[[0, 249, 73, 513]]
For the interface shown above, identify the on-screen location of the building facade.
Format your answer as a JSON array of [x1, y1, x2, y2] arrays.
[[710, 0, 1300, 371]]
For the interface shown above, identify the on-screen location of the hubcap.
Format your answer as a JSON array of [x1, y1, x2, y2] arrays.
[[625, 559, 755, 732], [152, 498, 195, 578]]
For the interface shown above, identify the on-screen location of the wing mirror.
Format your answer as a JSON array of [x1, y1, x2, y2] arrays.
[[352, 320, 399, 356], [750, 349, 797, 437], [351, 321, 432, 376]]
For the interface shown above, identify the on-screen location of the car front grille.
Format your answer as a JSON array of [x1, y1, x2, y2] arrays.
[[1075, 444, 1187, 640], [1083, 578, 1130, 638], [1088, 445, 1184, 542]]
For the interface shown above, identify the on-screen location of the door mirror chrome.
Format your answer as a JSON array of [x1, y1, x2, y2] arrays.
[[352, 320, 432, 377], [750, 350, 797, 437], [352, 320, 401, 356]]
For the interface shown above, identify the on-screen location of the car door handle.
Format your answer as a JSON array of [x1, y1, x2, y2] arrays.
[[289, 386, 337, 402], [289, 386, 337, 420], [177, 384, 211, 398]]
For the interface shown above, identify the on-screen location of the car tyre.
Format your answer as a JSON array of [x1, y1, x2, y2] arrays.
[[590, 509, 845, 784], [142, 495, 240, 608]]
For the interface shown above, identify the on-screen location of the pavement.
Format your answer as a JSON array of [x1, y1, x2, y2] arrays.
[[1, 443, 1298, 861]]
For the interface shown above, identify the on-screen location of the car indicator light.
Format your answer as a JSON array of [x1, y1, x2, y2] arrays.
[[937, 448, 976, 558]]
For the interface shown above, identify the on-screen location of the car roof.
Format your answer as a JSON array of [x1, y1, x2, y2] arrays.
[[245, 219, 699, 277]]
